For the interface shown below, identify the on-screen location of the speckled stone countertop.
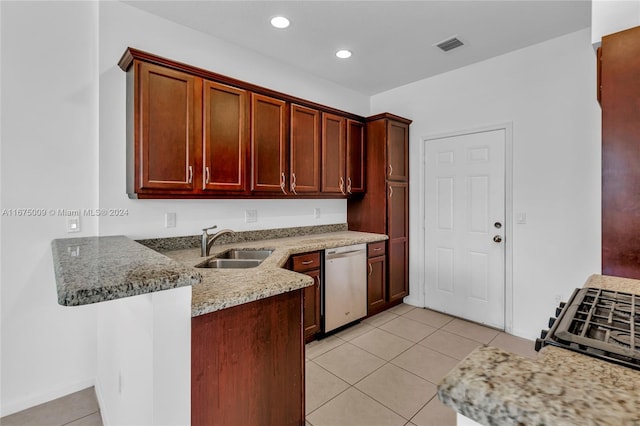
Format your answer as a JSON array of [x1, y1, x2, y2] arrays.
[[163, 231, 387, 317], [437, 274, 640, 425], [52, 236, 201, 306]]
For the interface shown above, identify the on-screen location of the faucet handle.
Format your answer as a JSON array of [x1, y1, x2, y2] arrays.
[[202, 225, 218, 233]]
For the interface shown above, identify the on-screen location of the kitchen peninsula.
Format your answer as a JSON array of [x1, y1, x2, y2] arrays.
[[51, 224, 386, 424]]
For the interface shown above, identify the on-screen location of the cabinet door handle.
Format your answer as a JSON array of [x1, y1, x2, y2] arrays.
[[368, 263, 373, 276], [388, 164, 393, 177], [373, 247, 382, 252], [205, 167, 210, 184], [339, 177, 346, 195], [301, 260, 314, 265], [188, 166, 193, 184], [346, 177, 352, 194], [291, 173, 298, 195], [389, 186, 393, 198], [280, 172, 287, 195]]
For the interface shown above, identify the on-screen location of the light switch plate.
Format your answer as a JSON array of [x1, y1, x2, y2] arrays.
[[165, 212, 176, 228], [516, 213, 527, 224], [67, 217, 80, 233], [245, 209, 257, 223]]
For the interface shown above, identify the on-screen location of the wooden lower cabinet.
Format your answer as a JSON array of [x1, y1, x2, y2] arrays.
[[191, 290, 304, 425], [367, 242, 387, 315], [289, 251, 322, 342]]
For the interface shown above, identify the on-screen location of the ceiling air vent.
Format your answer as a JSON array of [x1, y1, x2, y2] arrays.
[[435, 36, 464, 52]]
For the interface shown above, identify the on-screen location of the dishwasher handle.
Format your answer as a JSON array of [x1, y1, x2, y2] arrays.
[[326, 247, 366, 260]]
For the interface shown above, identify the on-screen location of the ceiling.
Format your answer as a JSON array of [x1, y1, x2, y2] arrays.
[[124, 1, 592, 96]]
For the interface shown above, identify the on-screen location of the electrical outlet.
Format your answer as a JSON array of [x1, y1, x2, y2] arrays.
[[165, 212, 176, 228], [314, 208, 320, 219], [245, 209, 258, 223], [67, 217, 80, 233]]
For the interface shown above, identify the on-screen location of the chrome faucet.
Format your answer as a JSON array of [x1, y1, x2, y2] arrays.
[[201, 225, 236, 257]]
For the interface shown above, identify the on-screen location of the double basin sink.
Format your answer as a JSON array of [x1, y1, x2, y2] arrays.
[[196, 249, 274, 269]]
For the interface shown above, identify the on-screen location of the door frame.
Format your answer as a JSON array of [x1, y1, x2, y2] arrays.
[[419, 123, 514, 333]]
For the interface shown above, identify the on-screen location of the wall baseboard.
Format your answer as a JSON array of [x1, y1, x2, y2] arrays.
[[1, 377, 96, 418]]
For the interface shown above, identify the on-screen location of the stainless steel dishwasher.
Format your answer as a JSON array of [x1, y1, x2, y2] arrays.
[[324, 244, 367, 333]]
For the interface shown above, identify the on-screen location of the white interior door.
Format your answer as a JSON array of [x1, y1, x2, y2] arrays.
[[424, 129, 506, 329]]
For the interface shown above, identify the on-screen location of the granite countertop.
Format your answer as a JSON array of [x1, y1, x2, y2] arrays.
[[163, 230, 388, 317], [51, 236, 201, 306], [437, 274, 640, 425]]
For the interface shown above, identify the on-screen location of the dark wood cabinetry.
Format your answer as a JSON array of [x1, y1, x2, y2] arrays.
[[322, 113, 347, 194], [191, 290, 304, 425], [289, 252, 322, 342], [119, 47, 365, 199], [367, 242, 387, 315], [133, 62, 199, 193], [600, 26, 640, 279], [347, 119, 366, 194], [251, 94, 288, 193], [348, 113, 412, 314], [202, 81, 249, 193], [290, 104, 321, 194]]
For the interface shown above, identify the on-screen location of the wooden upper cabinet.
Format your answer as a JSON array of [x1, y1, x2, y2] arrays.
[[346, 119, 365, 194], [290, 104, 320, 194], [321, 113, 347, 194], [386, 120, 409, 182], [137, 62, 198, 191], [251, 94, 288, 193], [202, 81, 249, 193]]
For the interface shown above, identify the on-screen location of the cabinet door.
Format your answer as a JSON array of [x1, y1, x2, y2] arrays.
[[321, 113, 346, 194], [387, 182, 408, 301], [251, 94, 287, 193], [290, 104, 320, 194], [386, 120, 409, 182], [303, 269, 321, 340], [203, 81, 249, 192], [137, 62, 197, 191], [346, 119, 365, 194], [367, 256, 386, 314]]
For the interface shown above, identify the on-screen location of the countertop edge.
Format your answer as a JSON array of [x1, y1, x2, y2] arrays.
[[51, 236, 201, 307]]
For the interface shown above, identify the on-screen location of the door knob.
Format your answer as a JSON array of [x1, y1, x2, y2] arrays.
[[493, 235, 503, 243]]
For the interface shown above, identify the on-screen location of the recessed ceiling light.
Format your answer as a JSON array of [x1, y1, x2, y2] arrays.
[[335, 49, 352, 59], [270, 16, 290, 29]]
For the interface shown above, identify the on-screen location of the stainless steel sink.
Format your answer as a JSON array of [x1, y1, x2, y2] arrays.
[[215, 249, 274, 260], [196, 258, 263, 269]]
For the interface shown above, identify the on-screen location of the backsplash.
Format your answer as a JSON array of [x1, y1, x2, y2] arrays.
[[137, 223, 348, 252]]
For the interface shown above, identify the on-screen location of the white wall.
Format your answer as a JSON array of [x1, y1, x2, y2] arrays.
[[592, 0, 640, 46], [0, 0, 369, 416], [0, 1, 100, 415], [97, 1, 370, 240], [96, 287, 191, 426], [371, 28, 601, 339]]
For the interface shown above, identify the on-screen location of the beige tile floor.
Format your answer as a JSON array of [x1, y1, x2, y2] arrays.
[[305, 303, 539, 426], [1, 304, 538, 426]]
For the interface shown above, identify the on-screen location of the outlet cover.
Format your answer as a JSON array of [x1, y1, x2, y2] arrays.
[[245, 209, 258, 223], [165, 212, 176, 228], [67, 217, 80, 233]]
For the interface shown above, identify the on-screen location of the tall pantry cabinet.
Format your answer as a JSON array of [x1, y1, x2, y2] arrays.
[[599, 26, 640, 279], [348, 113, 412, 315]]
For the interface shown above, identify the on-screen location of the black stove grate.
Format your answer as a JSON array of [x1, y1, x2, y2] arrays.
[[536, 287, 640, 370]]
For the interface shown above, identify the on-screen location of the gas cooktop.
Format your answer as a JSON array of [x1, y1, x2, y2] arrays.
[[535, 287, 640, 370]]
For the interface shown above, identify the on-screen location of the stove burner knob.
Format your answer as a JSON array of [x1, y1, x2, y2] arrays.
[[555, 307, 563, 317], [548, 317, 556, 328], [558, 302, 566, 309], [540, 329, 548, 339], [534, 338, 544, 352]]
